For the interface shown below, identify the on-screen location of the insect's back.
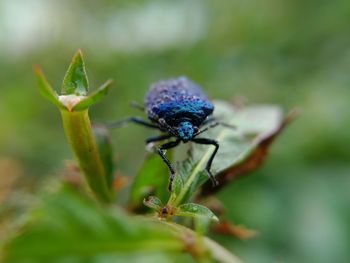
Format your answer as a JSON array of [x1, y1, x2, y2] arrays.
[[145, 77, 214, 126]]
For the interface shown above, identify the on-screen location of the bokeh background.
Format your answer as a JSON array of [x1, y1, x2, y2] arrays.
[[1, 0, 350, 262]]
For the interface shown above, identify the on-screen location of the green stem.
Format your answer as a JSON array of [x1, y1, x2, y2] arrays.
[[202, 236, 242, 263], [168, 125, 233, 207], [161, 221, 242, 263], [61, 109, 112, 202]]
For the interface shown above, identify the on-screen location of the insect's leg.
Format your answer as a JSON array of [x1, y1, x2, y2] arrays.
[[129, 101, 145, 111], [156, 139, 181, 191], [107, 117, 159, 129], [191, 138, 219, 186], [145, 134, 173, 144]]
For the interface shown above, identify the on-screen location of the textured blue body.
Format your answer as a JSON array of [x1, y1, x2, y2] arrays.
[[117, 76, 220, 190], [145, 77, 214, 128]]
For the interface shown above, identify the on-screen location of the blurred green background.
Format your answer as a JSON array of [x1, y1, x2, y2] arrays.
[[1, 0, 350, 262]]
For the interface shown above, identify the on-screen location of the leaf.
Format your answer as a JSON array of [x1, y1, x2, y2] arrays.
[[33, 65, 64, 109], [2, 187, 184, 263], [62, 49, 89, 96], [2, 186, 241, 263], [129, 152, 172, 211], [176, 203, 218, 222], [167, 159, 195, 205], [93, 125, 115, 188], [143, 196, 163, 211], [73, 79, 113, 111], [176, 203, 218, 235], [168, 101, 292, 206], [199, 107, 298, 196]]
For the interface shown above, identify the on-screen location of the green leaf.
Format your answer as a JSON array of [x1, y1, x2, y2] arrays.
[[176, 203, 219, 222], [129, 152, 172, 211], [176, 203, 218, 235], [33, 65, 64, 109], [200, 108, 297, 197], [3, 187, 184, 263], [167, 159, 192, 205], [73, 79, 113, 111], [143, 196, 163, 211], [62, 49, 89, 96], [168, 101, 284, 206], [93, 125, 114, 188]]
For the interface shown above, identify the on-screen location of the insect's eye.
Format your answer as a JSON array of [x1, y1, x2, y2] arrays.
[[194, 126, 199, 133]]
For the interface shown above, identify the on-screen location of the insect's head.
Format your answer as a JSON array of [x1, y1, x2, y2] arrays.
[[176, 121, 198, 142]]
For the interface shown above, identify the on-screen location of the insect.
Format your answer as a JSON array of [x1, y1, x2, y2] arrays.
[[110, 77, 233, 191]]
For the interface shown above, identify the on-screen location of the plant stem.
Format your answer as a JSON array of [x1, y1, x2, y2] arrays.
[[169, 127, 232, 207], [161, 221, 242, 263], [61, 109, 112, 202], [202, 236, 242, 263]]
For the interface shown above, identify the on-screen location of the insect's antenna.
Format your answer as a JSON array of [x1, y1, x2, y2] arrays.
[[129, 101, 145, 111], [195, 121, 236, 136], [218, 122, 236, 130], [202, 117, 236, 129], [195, 122, 219, 136]]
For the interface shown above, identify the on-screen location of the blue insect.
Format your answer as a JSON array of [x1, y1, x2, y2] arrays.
[[111, 77, 233, 191]]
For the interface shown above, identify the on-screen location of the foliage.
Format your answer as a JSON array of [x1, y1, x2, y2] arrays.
[[3, 187, 183, 263], [0, 51, 293, 262], [34, 50, 113, 202], [1, 1, 350, 262]]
